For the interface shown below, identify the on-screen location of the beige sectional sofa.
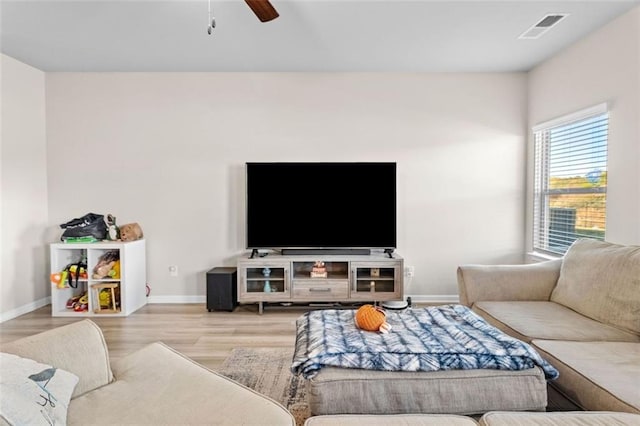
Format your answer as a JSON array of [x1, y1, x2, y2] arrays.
[[457, 238, 640, 414], [1, 319, 295, 425]]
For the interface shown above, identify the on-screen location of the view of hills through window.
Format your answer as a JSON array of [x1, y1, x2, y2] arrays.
[[534, 111, 608, 254]]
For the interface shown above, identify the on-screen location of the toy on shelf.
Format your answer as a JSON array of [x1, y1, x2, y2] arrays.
[[52, 256, 88, 289], [110, 260, 121, 279], [119, 223, 143, 242], [92, 283, 120, 314], [106, 214, 120, 241], [92, 251, 120, 279], [99, 288, 111, 307], [66, 292, 88, 312], [68, 264, 88, 279], [51, 271, 69, 289]]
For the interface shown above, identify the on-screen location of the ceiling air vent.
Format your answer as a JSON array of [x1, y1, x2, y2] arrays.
[[519, 13, 569, 39]]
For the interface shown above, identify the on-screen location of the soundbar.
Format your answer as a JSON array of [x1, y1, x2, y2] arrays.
[[281, 248, 371, 256]]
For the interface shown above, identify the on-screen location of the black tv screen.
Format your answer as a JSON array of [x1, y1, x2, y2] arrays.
[[246, 162, 397, 249]]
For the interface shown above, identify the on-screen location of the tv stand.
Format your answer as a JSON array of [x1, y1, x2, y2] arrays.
[[281, 248, 371, 256], [237, 252, 404, 314], [384, 248, 395, 258]]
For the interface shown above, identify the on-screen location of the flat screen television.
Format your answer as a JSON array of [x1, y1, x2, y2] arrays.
[[246, 162, 397, 252]]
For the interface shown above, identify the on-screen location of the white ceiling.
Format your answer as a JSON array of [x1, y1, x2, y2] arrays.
[[1, 0, 638, 72]]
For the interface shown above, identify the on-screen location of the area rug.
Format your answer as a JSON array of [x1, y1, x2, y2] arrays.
[[218, 347, 309, 426]]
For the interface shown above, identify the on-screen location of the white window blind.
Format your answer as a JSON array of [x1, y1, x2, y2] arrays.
[[533, 104, 608, 255]]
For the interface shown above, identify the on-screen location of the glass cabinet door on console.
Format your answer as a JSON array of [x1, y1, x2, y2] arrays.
[[238, 261, 290, 301], [350, 261, 402, 301]]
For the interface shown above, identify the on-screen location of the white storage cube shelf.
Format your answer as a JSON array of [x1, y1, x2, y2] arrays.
[[49, 240, 146, 317]]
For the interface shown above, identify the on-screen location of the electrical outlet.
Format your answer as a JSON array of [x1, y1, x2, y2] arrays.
[[169, 265, 178, 277], [404, 266, 415, 278]]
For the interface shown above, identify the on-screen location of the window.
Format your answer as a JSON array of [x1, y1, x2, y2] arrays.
[[532, 104, 608, 255]]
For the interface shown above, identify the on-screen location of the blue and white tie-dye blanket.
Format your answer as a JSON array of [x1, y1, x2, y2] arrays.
[[291, 304, 559, 380]]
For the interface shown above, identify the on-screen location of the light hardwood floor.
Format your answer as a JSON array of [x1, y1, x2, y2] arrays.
[[0, 303, 306, 371]]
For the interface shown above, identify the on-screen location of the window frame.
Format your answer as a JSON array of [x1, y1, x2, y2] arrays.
[[531, 103, 609, 256]]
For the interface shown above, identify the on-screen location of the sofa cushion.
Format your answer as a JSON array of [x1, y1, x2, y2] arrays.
[[457, 260, 562, 307], [307, 365, 547, 416], [0, 352, 78, 426], [479, 411, 640, 425], [305, 414, 478, 425], [2, 319, 113, 398], [550, 238, 640, 335], [474, 301, 639, 343], [68, 342, 294, 425], [532, 340, 640, 413]]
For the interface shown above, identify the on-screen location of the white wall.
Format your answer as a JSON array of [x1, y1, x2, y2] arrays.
[[45, 73, 527, 301], [0, 54, 49, 321], [3, 7, 637, 316], [527, 6, 640, 248]]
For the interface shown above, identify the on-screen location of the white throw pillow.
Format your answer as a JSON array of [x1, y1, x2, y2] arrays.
[[0, 352, 79, 426]]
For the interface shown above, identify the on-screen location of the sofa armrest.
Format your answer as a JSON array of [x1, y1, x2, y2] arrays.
[[2, 319, 113, 398], [457, 259, 562, 307]]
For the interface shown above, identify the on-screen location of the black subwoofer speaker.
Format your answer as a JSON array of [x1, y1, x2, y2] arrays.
[[206, 267, 237, 312]]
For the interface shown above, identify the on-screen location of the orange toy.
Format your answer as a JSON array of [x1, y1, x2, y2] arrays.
[[51, 270, 69, 289], [355, 304, 392, 333]]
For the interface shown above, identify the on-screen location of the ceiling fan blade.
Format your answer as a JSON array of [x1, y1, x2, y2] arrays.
[[245, 0, 279, 22]]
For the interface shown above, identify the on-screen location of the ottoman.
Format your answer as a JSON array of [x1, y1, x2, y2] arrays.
[[305, 414, 479, 425], [307, 365, 547, 416]]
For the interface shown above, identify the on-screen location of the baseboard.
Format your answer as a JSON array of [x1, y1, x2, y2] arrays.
[[147, 295, 206, 304], [146, 294, 458, 305], [406, 294, 460, 304], [0, 297, 51, 323]]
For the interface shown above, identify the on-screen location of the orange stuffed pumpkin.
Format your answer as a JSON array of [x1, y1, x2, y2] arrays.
[[355, 304, 391, 333]]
